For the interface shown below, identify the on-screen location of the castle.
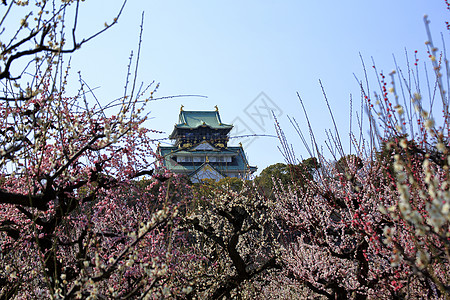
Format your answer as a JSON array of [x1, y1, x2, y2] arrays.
[[156, 106, 257, 182]]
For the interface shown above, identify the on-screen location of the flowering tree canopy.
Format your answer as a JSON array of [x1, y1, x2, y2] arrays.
[[183, 178, 282, 299], [0, 1, 194, 298], [272, 13, 450, 299]]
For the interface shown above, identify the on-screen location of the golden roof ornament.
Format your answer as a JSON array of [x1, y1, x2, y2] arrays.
[[216, 105, 223, 124], [180, 105, 184, 112]]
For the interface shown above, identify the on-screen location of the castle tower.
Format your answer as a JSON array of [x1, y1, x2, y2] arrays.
[[156, 106, 257, 182]]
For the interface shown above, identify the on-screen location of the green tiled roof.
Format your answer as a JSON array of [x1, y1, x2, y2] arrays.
[[175, 111, 233, 129], [172, 149, 236, 156]]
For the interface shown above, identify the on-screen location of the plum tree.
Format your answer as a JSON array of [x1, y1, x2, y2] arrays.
[[0, 1, 193, 298]]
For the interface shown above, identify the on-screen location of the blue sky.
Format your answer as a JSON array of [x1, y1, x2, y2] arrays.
[[64, 1, 449, 173]]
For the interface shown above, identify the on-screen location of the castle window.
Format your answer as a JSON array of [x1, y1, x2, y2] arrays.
[[179, 156, 193, 162]]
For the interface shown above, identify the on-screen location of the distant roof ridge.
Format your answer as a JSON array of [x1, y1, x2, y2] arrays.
[[175, 110, 233, 129]]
